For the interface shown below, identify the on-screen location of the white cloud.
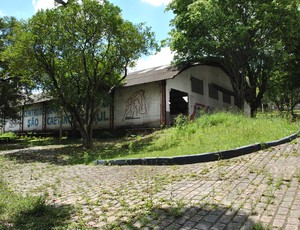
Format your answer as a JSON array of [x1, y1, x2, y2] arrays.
[[141, 0, 172, 7], [129, 47, 174, 72], [32, 0, 55, 13], [0, 10, 5, 17]]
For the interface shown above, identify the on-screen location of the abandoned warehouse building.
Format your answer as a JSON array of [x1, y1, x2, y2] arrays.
[[3, 63, 236, 133]]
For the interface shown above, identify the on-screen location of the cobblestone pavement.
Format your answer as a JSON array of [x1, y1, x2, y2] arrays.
[[0, 139, 300, 229]]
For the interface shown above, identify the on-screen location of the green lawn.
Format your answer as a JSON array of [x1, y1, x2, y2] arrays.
[[96, 112, 299, 160], [0, 179, 70, 229], [1, 112, 298, 164]]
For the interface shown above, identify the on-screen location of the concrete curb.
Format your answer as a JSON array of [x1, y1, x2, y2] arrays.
[[94, 132, 299, 166]]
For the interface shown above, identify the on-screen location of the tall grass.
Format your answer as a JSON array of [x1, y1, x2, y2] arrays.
[[0, 132, 17, 139], [106, 112, 298, 159], [0, 179, 70, 229], [2, 112, 297, 163]]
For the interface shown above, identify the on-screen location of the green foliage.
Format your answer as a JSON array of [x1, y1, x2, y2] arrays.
[[83, 151, 93, 165], [167, 0, 300, 114], [3, 113, 297, 164], [0, 17, 32, 127], [6, 0, 157, 148], [0, 132, 17, 139], [174, 114, 189, 129], [265, 42, 300, 115], [106, 112, 299, 159], [250, 222, 272, 230]]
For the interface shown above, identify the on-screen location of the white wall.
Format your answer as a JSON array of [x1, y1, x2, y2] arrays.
[[114, 82, 162, 128], [5, 101, 111, 133], [23, 104, 43, 131], [45, 106, 71, 130], [44, 102, 111, 131], [4, 119, 20, 132], [166, 65, 235, 117], [4, 65, 236, 132], [92, 104, 111, 129]]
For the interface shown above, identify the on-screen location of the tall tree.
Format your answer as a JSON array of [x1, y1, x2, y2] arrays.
[[167, 0, 300, 116], [6, 0, 157, 147], [265, 42, 300, 115], [0, 17, 30, 128]]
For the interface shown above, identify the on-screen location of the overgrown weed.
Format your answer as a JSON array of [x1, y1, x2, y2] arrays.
[[0, 179, 71, 229], [2, 111, 298, 164]]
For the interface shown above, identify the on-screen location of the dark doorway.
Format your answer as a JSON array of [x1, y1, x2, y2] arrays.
[[170, 89, 189, 117]]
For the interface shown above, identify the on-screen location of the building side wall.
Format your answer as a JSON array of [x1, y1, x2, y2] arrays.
[[4, 119, 20, 132], [45, 105, 71, 131], [22, 104, 44, 131], [92, 105, 111, 130], [4, 65, 236, 132], [4, 102, 111, 133], [114, 82, 162, 128], [166, 65, 235, 123]]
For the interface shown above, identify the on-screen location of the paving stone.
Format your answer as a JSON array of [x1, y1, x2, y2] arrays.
[[164, 223, 182, 230], [181, 220, 197, 229], [211, 222, 226, 230], [174, 216, 191, 225], [233, 214, 247, 223], [272, 218, 286, 228], [219, 214, 233, 224], [260, 215, 272, 224], [0, 139, 299, 229], [203, 214, 219, 223], [277, 207, 289, 215], [194, 222, 211, 230], [284, 224, 299, 230], [240, 220, 254, 230], [286, 217, 300, 225]]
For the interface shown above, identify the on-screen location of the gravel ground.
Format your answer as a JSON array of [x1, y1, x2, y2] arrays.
[[0, 139, 300, 229]]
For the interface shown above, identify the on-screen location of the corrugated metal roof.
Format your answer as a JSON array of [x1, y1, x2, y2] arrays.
[[125, 65, 181, 87], [23, 93, 52, 105]]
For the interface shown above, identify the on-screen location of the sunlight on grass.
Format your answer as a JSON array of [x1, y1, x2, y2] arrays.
[[2, 112, 297, 164], [101, 112, 299, 160], [0, 179, 70, 229]]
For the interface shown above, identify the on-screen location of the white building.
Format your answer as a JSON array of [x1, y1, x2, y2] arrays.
[[4, 64, 236, 133]]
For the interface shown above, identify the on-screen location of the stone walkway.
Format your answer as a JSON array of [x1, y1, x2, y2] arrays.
[[0, 139, 300, 229]]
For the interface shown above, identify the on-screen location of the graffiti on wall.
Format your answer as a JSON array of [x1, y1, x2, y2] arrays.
[[24, 107, 42, 128], [7, 120, 19, 129], [94, 100, 110, 124], [122, 90, 147, 122], [189, 103, 214, 120], [27, 117, 39, 128], [46, 107, 71, 127]]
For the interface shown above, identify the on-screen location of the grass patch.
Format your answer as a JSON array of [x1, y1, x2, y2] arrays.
[[98, 112, 298, 160], [0, 132, 17, 139], [2, 112, 298, 164], [0, 179, 71, 229]]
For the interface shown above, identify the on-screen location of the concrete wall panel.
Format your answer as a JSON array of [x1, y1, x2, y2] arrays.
[[114, 82, 161, 128]]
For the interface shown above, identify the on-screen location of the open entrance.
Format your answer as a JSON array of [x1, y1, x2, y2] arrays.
[[169, 89, 188, 123]]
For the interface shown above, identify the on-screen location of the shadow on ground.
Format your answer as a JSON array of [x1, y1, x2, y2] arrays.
[[0, 202, 73, 230], [1, 146, 80, 165], [1, 135, 158, 165], [106, 204, 260, 230]]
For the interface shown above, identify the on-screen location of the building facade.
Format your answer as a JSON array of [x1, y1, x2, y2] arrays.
[[3, 64, 236, 133]]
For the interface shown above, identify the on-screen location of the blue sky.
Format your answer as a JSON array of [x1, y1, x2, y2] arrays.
[[0, 0, 174, 71]]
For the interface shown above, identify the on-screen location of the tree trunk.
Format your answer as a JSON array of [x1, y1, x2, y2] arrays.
[[69, 107, 94, 149], [79, 125, 93, 149]]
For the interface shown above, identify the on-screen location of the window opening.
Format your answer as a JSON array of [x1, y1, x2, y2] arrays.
[[170, 89, 189, 117], [223, 92, 231, 104], [209, 84, 218, 100], [191, 77, 203, 95]]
